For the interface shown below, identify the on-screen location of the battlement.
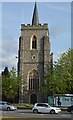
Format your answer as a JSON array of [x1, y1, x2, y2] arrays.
[[21, 23, 48, 30]]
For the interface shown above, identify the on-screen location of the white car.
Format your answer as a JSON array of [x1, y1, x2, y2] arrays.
[[32, 103, 61, 114], [0, 101, 17, 111]]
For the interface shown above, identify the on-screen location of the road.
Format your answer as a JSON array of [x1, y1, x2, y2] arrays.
[[0, 109, 73, 120]]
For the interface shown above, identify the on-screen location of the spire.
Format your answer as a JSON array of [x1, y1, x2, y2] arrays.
[[32, 2, 39, 25]]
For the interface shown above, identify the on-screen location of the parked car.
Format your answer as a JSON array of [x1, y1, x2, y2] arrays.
[[32, 103, 61, 114], [0, 101, 17, 111], [67, 105, 73, 113]]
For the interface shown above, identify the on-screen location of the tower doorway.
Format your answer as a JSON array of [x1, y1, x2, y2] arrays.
[[30, 93, 37, 104]]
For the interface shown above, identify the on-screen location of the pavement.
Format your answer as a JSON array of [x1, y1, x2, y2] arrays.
[[1, 117, 72, 120]]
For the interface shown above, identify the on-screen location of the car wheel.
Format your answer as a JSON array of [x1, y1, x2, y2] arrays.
[[71, 110, 73, 114], [33, 109, 38, 113], [7, 107, 11, 111], [50, 109, 55, 114]]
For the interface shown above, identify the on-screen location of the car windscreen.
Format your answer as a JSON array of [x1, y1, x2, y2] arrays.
[[6, 102, 11, 105]]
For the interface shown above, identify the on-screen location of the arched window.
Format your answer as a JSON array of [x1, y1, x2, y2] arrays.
[[28, 70, 39, 91], [32, 35, 37, 49]]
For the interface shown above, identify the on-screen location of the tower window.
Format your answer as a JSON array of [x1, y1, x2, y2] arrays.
[[32, 39, 36, 49], [32, 35, 37, 49], [28, 70, 39, 91]]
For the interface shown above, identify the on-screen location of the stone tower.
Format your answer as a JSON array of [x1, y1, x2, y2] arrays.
[[18, 2, 51, 103]]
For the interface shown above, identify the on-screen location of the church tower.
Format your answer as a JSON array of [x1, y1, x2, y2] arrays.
[[18, 2, 50, 103]]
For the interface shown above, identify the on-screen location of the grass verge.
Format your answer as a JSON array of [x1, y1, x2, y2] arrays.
[[13, 104, 33, 109]]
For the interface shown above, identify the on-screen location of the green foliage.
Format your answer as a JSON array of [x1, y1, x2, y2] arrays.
[[2, 67, 21, 102], [54, 48, 73, 94], [41, 48, 73, 95], [0, 76, 2, 94], [2, 67, 10, 77]]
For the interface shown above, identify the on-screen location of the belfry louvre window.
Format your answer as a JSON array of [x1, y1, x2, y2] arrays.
[[32, 35, 37, 49]]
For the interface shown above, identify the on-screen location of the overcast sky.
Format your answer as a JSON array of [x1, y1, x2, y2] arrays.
[[1, 0, 72, 74]]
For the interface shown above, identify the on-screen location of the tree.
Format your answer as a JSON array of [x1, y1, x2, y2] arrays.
[[54, 48, 73, 94], [40, 48, 73, 95], [2, 67, 10, 100], [2, 67, 10, 77], [2, 67, 21, 103], [9, 67, 22, 102], [0, 76, 1, 89]]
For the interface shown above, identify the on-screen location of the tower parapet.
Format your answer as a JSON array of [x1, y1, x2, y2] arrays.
[[21, 23, 48, 30]]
